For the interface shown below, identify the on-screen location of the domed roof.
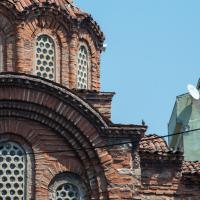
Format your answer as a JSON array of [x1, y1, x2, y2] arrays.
[[1, 0, 105, 48], [7, 0, 83, 17]]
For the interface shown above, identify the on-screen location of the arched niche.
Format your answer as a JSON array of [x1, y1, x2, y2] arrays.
[[0, 73, 113, 199]]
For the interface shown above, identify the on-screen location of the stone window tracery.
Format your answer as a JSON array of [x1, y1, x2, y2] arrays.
[[77, 45, 89, 89], [35, 35, 55, 80], [0, 141, 26, 200]]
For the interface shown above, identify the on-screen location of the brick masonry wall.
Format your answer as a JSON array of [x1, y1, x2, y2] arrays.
[[0, 118, 83, 200], [0, 74, 198, 199], [0, 76, 143, 199], [0, 117, 199, 200], [76, 91, 115, 120], [108, 145, 137, 199], [0, 9, 16, 71], [0, 2, 200, 200], [0, 4, 101, 90], [135, 154, 200, 200]]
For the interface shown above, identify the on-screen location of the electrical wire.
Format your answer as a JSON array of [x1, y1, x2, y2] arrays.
[[1, 127, 199, 156]]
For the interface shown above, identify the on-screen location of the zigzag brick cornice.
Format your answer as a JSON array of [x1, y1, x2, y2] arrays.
[[0, 0, 105, 50], [18, 2, 75, 21], [0, 1, 17, 11]]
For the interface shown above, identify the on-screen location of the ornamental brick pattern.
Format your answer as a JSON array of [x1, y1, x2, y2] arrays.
[[0, 1, 199, 200], [0, 0, 103, 90], [0, 73, 146, 200]]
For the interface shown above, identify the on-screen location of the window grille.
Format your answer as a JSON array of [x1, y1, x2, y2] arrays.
[[77, 45, 89, 89], [56, 183, 80, 200], [35, 35, 55, 80], [49, 173, 88, 200], [0, 142, 26, 200]]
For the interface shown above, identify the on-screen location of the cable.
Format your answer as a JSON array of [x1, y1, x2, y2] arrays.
[[153, 127, 200, 141], [0, 127, 199, 156]]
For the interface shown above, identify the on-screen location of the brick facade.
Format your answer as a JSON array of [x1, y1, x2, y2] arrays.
[[0, 1, 199, 200], [0, 0, 103, 90]]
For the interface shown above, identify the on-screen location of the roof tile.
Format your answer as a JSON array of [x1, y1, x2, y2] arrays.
[[182, 161, 200, 175], [140, 134, 200, 175], [139, 134, 170, 154]]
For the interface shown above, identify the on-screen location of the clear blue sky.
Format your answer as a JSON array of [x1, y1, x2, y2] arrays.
[[75, 0, 200, 136]]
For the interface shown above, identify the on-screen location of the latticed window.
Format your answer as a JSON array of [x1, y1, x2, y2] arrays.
[[0, 142, 26, 200], [56, 183, 80, 200], [35, 35, 55, 80], [77, 45, 89, 89], [49, 173, 88, 200]]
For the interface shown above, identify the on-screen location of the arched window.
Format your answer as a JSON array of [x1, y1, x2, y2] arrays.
[[35, 35, 55, 80], [0, 141, 26, 200], [49, 172, 88, 200], [77, 45, 89, 89], [0, 36, 3, 71], [56, 183, 80, 200]]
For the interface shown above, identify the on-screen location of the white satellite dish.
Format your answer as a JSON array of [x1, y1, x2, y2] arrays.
[[102, 43, 107, 52], [187, 84, 200, 100]]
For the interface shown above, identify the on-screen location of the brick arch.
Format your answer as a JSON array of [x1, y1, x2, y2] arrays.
[[75, 41, 92, 89], [69, 30, 101, 90], [0, 132, 35, 199], [79, 30, 98, 57], [16, 14, 70, 86], [0, 102, 108, 199], [0, 73, 113, 199], [32, 30, 62, 83], [0, 118, 101, 199], [78, 31, 101, 90], [0, 1, 18, 18]]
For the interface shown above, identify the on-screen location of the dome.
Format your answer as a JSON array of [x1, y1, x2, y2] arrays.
[[1, 0, 104, 47], [0, 0, 104, 90], [8, 0, 80, 17]]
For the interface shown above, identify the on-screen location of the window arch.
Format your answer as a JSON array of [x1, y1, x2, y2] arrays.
[[0, 141, 26, 200], [34, 34, 55, 81], [77, 44, 89, 89], [49, 172, 88, 200]]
